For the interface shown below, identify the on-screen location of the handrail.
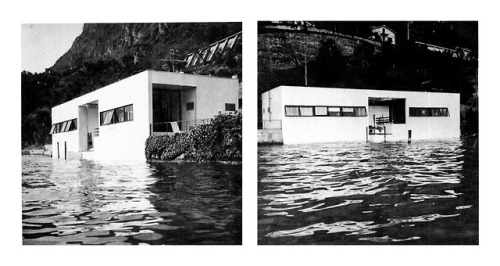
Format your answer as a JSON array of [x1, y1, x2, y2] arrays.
[[375, 116, 392, 124], [151, 118, 213, 134]]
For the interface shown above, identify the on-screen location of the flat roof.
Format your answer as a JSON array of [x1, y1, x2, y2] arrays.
[[271, 85, 460, 95], [52, 70, 238, 108]]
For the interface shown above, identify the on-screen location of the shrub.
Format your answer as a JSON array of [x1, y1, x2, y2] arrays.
[[145, 112, 242, 162]]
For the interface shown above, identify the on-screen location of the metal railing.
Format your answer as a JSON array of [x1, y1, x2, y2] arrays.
[[375, 116, 392, 124], [369, 123, 393, 135], [151, 118, 213, 134]]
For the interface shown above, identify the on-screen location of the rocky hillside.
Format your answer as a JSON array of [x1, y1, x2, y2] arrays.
[[51, 23, 241, 73], [21, 23, 241, 147], [257, 21, 478, 133]]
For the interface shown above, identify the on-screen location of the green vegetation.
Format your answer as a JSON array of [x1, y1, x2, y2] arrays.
[[145, 112, 242, 162]]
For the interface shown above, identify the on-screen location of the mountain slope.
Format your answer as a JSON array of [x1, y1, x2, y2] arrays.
[[21, 22, 242, 147], [51, 23, 241, 72]]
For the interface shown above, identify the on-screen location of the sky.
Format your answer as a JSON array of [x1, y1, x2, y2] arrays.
[[21, 24, 84, 73]]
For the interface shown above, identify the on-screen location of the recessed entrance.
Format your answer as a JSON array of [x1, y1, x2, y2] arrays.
[[152, 83, 196, 133], [368, 97, 406, 126], [78, 101, 99, 152]]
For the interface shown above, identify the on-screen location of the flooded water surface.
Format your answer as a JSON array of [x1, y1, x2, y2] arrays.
[[258, 139, 478, 245], [22, 157, 241, 245]]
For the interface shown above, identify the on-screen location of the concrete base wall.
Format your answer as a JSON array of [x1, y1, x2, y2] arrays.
[[258, 129, 283, 144]]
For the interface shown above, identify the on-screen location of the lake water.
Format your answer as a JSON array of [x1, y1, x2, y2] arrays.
[[22, 156, 241, 245], [258, 139, 478, 245]]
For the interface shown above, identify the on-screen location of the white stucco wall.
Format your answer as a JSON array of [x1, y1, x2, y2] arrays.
[[266, 86, 460, 144], [52, 71, 150, 161], [52, 70, 239, 161], [93, 71, 150, 161], [262, 87, 282, 128], [405, 91, 460, 140], [182, 88, 197, 123]]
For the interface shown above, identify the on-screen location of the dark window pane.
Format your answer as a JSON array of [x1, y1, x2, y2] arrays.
[[116, 107, 125, 122], [69, 119, 77, 131], [409, 107, 449, 117], [225, 103, 236, 111], [186, 102, 194, 111]]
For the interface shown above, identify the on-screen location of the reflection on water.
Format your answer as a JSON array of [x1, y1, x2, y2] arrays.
[[22, 157, 241, 245], [258, 139, 478, 245]]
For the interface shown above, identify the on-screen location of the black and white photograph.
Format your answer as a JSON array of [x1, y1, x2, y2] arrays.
[[257, 21, 479, 245], [2, 0, 499, 265], [21, 22, 242, 245]]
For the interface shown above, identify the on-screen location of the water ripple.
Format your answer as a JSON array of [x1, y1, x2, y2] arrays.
[[258, 140, 478, 245], [22, 156, 241, 245]]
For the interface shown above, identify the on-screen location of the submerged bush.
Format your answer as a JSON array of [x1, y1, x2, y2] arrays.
[[145, 112, 242, 162], [145, 134, 190, 160]]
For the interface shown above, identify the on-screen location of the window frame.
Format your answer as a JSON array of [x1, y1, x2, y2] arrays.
[[299, 106, 314, 117], [124, 105, 133, 121], [314, 106, 328, 116], [50, 118, 77, 134], [100, 104, 134, 126], [409, 107, 450, 117], [285, 106, 300, 117], [284, 105, 368, 117], [115, 107, 125, 123]]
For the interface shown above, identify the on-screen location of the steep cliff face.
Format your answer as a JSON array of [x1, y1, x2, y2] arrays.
[[51, 23, 241, 73], [21, 22, 241, 147]]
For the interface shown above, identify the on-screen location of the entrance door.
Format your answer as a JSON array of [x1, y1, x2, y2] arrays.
[[153, 89, 182, 132]]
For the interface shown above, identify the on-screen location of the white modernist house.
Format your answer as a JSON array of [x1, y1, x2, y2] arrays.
[[50, 70, 239, 161], [261, 86, 460, 145]]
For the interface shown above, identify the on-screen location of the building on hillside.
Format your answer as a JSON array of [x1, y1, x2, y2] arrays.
[[183, 31, 242, 70], [415, 41, 473, 60], [260, 86, 460, 145], [50, 70, 239, 161], [371, 25, 396, 45], [182, 31, 242, 111]]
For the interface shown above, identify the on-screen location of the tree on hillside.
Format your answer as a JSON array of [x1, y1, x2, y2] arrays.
[[310, 39, 346, 87]]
